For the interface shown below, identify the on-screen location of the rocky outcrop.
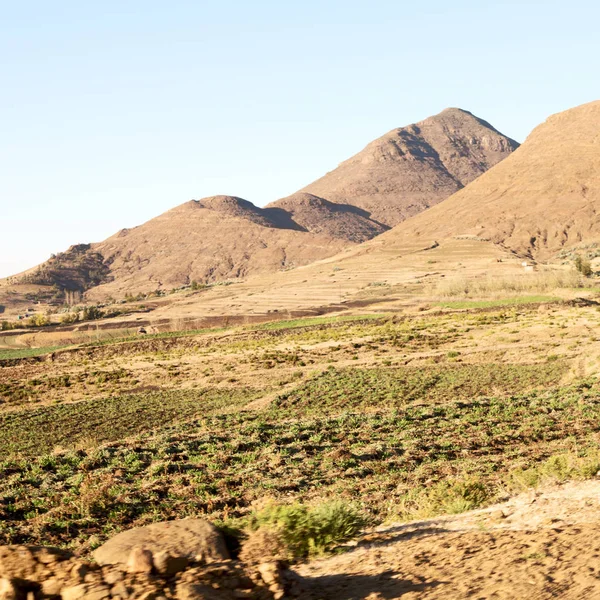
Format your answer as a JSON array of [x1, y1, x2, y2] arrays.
[[0, 521, 306, 600]]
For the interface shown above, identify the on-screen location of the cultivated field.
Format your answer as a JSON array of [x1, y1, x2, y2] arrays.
[[3, 292, 600, 562]]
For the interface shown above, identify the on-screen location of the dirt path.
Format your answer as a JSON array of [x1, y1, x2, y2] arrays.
[[299, 480, 600, 599]]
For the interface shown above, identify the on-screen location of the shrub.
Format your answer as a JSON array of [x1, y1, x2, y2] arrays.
[[60, 312, 79, 325], [82, 306, 104, 321], [27, 314, 50, 327], [574, 255, 593, 277], [245, 500, 366, 559]]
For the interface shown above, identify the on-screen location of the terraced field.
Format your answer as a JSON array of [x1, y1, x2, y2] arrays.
[[2, 299, 600, 555]]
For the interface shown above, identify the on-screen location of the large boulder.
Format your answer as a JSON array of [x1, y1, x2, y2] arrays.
[[93, 519, 230, 567]]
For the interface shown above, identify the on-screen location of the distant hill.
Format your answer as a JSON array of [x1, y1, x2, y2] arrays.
[[87, 196, 353, 297], [5, 109, 518, 301], [294, 108, 519, 227]]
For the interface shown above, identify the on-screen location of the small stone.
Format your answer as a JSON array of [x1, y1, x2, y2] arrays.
[[176, 582, 222, 600], [257, 562, 281, 586], [126, 547, 154, 574], [110, 582, 128, 598], [103, 569, 124, 585], [36, 548, 64, 565], [0, 579, 17, 600], [71, 563, 89, 581], [41, 578, 63, 597], [61, 584, 88, 600], [61, 584, 111, 600], [152, 551, 188, 577]]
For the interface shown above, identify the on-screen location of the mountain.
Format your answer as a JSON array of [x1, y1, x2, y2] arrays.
[[137, 100, 600, 323], [84, 196, 359, 297], [367, 100, 600, 259], [294, 108, 519, 227], [6, 108, 518, 302]]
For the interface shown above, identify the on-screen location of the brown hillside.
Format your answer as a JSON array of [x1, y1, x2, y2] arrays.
[[5, 109, 517, 302], [372, 100, 600, 259], [298, 108, 519, 226], [86, 196, 352, 297], [266, 192, 389, 242]]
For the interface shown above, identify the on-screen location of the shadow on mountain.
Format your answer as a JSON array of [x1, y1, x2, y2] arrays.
[[262, 206, 308, 232]]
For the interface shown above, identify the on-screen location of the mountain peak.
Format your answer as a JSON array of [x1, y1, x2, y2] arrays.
[[379, 99, 600, 259], [299, 110, 519, 226]]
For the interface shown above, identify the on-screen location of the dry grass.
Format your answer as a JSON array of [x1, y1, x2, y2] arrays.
[[435, 269, 586, 298]]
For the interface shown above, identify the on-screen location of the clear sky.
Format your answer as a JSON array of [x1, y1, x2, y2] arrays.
[[1, 0, 599, 277]]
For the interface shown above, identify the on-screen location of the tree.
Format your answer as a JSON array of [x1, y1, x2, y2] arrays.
[[82, 306, 104, 321]]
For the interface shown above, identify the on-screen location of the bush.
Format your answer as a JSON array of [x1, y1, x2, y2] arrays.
[[27, 314, 50, 327], [82, 306, 104, 321], [508, 452, 600, 491], [245, 500, 366, 559], [60, 312, 79, 325], [1, 321, 15, 331], [575, 255, 593, 277]]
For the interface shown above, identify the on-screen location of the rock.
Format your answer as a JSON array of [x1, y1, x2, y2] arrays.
[[41, 578, 63, 597], [152, 551, 189, 577], [175, 582, 223, 600], [0, 579, 17, 600], [257, 562, 281, 587], [109, 581, 128, 598], [61, 584, 111, 600], [255, 561, 306, 598], [239, 529, 289, 565], [102, 569, 124, 585], [126, 547, 154, 574], [93, 520, 229, 568], [0, 545, 72, 581], [71, 563, 89, 582]]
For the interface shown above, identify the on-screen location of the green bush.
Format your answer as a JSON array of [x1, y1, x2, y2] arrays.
[[82, 306, 104, 321], [60, 312, 79, 325], [508, 452, 600, 491], [246, 500, 366, 559]]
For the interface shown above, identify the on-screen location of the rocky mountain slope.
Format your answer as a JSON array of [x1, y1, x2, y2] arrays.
[[295, 108, 519, 227], [88, 196, 354, 296], [369, 100, 600, 259], [6, 109, 517, 300]]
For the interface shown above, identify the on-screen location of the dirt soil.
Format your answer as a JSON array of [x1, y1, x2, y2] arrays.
[[299, 480, 600, 599]]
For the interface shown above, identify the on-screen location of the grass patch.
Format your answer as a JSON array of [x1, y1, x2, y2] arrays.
[[436, 296, 560, 310], [507, 452, 600, 491], [252, 314, 385, 331], [436, 271, 585, 297], [0, 346, 64, 360], [275, 363, 569, 413], [0, 387, 261, 456], [242, 500, 366, 559], [80, 326, 228, 348]]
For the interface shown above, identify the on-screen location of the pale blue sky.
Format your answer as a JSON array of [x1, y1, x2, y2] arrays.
[[1, 0, 598, 276]]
